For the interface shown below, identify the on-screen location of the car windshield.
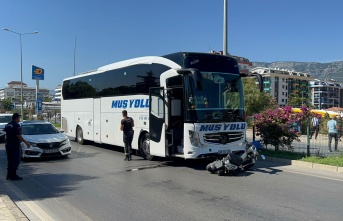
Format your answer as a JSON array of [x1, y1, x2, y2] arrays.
[[0, 116, 12, 123], [21, 124, 59, 135]]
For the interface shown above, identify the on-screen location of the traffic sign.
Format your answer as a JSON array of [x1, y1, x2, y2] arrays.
[[32, 65, 44, 80]]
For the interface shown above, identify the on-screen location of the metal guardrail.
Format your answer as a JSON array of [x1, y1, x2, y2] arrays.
[[246, 129, 343, 157]]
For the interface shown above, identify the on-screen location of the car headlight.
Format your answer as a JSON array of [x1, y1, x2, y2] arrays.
[[61, 138, 70, 146], [29, 142, 37, 147]]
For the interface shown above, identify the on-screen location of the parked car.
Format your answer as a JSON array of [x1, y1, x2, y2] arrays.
[[0, 114, 12, 142], [19, 121, 71, 159]]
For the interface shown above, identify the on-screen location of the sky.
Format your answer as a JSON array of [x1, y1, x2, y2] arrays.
[[1, 0, 343, 90]]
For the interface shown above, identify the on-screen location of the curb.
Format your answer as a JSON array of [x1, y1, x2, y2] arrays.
[[266, 157, 343, 173], [0, 194, 29, 221]]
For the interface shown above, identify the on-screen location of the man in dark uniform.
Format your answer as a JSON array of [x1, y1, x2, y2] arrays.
[[120, 110, 134, 161], [4, 113, 30, 180]]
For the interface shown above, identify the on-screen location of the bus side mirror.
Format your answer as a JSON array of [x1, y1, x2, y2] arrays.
[[177, 68, 203, 91], [193, 70, 203, 91], [254, 74, 264, 92]]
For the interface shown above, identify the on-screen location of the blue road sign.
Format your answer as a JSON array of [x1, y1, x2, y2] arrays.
[[10, 104, 14, 110], [36, 98, 43, 116], [32, 65, 44, 80]]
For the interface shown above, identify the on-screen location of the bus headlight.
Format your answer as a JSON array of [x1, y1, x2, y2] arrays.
[[189, 131, 203, 147]]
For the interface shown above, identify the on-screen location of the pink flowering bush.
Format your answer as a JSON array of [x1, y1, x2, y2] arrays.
[[254, 106, 314, 150]]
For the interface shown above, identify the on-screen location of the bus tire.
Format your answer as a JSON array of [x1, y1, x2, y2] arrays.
[[76, 126, 85, 145], [140, 133, 154, 161]]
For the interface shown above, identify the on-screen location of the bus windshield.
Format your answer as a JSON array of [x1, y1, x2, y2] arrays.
[[185, 72, 244, 123]]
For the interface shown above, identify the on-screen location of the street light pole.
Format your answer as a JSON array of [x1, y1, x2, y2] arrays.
[[20, 34, 23, 117], [2, 28, 38, 117], [223, 0, 228, 55]]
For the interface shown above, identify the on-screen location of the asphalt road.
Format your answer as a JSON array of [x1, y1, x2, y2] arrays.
[[1, 141, 343, 221]]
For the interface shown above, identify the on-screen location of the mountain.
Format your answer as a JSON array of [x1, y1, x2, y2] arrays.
[[252, 61, 343, 82]]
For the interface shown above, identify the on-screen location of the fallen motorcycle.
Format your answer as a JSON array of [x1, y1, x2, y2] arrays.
[[206, 141, 265, 176]]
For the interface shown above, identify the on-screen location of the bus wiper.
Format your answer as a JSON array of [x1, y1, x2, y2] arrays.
[[226, 110, 245, 121]]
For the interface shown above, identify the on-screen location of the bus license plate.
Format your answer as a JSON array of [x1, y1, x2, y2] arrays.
[[43, 149, 60, 153], [218, 149, 230, 154]]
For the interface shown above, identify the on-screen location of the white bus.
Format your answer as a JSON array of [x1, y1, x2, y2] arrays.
[[61, 52, 262, 160]]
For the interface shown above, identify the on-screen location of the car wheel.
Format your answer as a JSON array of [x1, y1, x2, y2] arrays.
[[140, 133, 154, 161], [0, 135, 6, 143], [76, 126, 85, 145]]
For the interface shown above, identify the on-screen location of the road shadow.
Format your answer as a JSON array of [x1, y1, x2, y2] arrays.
[[0, 147, 98, 202]]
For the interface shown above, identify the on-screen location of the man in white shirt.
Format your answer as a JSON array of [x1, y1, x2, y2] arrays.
[[310, 115, 320, 139]]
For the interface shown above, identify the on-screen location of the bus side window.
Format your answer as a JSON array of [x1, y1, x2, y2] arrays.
[[171, 100, 181, 117]]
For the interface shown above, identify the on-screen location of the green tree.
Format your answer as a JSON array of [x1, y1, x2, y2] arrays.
[[243, 78, 277, 116], [43, 97, 52, 102], [288, 92, 313, 108], [2, 98, 12, 111]]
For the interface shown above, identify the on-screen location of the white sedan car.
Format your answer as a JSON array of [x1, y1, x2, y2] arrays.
[[0, 114, 12, 142], [20, 121, 71, 159]]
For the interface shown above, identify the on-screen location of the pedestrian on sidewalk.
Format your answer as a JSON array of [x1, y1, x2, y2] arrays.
[[120, 110, 134, 161], [310, 115, 320, 139], [327, 115, 339, 152], [4, 113, 30, 180]]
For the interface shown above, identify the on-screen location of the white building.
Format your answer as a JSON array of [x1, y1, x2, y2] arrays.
[[309, 79, 343, 109], [250, 67, 315, 107], [0, 81, 49, 108], [52, 85, 62, 102], [231, 55, 253, 75]]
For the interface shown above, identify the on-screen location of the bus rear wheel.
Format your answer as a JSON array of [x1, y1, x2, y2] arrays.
[[140, 133, 154, 161], [76, 126, 85, 145]]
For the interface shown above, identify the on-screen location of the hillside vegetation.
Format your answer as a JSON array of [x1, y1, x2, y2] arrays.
[[252, 61, 343, 82]]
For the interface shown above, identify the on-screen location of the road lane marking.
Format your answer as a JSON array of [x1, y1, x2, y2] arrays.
[[276, 168, 343, 182], [73, 145, 83, 158]]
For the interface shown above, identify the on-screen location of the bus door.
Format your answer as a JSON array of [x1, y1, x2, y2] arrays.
[[93, 98, 101, 143], [149, 87, 166, 157]]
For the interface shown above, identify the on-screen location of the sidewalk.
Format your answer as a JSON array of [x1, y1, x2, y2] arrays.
[[0, 192, 28, 221]]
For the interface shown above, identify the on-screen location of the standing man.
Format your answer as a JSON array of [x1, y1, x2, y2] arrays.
[[4, 113, 30, 180], [310, 115, 320, 139], [327, 115, 339, 152], [120, 110, 134, 161]]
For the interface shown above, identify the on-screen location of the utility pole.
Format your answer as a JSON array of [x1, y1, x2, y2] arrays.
[[223, 0, 228, 55], [73, 36, 76, 76]]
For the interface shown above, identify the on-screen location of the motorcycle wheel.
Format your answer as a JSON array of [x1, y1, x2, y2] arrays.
[[244, 163, 255, 170], [217, 170, 225, 176], [206, 163, 215, 173]]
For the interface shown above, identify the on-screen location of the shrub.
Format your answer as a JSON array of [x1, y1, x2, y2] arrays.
[[254, 106, 313, 151]]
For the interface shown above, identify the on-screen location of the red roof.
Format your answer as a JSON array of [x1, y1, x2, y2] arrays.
[[7, 81, 27, 86], [326, 107, 343, 112]]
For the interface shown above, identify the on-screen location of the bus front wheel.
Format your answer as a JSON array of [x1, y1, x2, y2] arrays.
[[76, 126, 85, 145], [140, 133, 154, 161]]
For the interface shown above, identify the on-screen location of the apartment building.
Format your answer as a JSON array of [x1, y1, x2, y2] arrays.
[[309, 79, 343, 109], [0, 81, 49, 108], [52, 85, 62, 102], [250, 67, 315, 107]]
